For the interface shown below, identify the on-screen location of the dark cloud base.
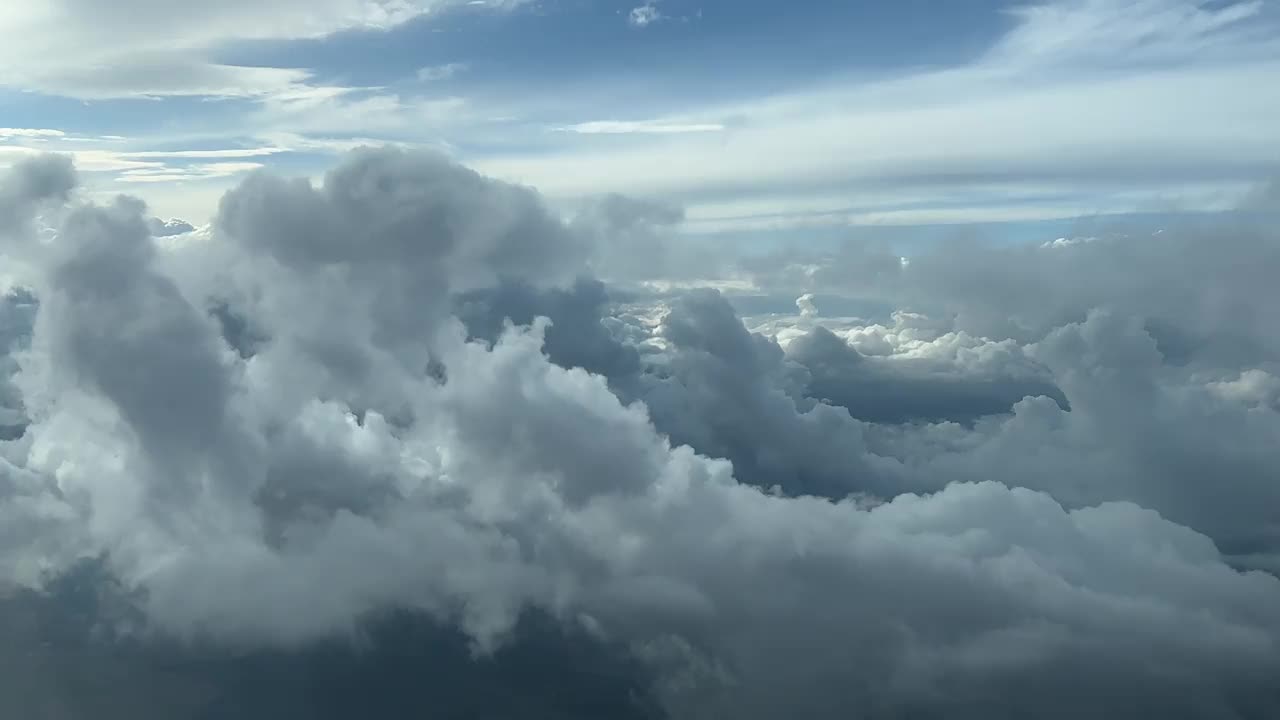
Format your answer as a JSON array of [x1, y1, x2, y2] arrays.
[[2, 564, 664, 720]]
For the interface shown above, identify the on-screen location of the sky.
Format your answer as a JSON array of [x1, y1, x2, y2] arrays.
[[3, 0, 1278, 234], [3, 2, 1280, 719]]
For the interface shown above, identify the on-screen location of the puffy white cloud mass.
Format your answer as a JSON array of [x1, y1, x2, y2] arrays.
[[1, 149, 1280, 719]]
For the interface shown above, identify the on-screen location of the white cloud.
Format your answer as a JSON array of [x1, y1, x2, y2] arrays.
[[0, 145, 164, 173], [115, 162, 265, 183], [990, 0, 1273, 67], [11, 0, 1273, 232], [21, 60, 315, 100], [416, 62, 470, 82], [675, 181, 1252, 234], [0, 0, 523, 99], [558, 120, 726, 135], [255, 132, 443, 154], [481, 60, 1280, 200], [0, 142, 290, 175], [120, 148, 288, 159], [628, 2, 664, 28], [475, 11, 1280, 227], [253, 91, 470, 136], [0, 129, 66, 140]]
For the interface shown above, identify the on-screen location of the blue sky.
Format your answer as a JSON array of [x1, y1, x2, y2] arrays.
[[1, 0, 1278, 237]]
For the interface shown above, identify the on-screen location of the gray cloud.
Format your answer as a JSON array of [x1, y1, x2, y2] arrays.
[[748, 222, 1280, 368], [455, 231, 1280, 572], [620, 289, 896, 498], [881, 309, 1280, 564], [1242, 178, 1280, 212], [721, 217, 1280, 555], [147, 217, 195, 237], [0, 566, 663, 720], [786, 324, 1068, 425], [455, 278, 642, 379], [0, 154, 76, 237], [1, 152, 1279, 719], [210, 146, 590, 421], [571, 193, 696, 283]]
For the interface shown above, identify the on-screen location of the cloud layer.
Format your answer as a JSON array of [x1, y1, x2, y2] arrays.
[[1, 149, 1279, 718], [0, 0, 525, 98]]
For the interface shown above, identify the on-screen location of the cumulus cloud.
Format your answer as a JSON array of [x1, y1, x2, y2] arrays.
[[748, 223, 1280, 367], [2, 151, 1279, 719], [721, 225, 1280, 568], [570, 193, 689, 283], [786, 323, 1068, 425], [0, 154, 76, 237]]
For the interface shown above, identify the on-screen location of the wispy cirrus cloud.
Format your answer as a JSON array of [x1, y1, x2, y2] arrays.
[[0, 0, 526, 99], [0, 129, 66, 140], [115, 162, 267, 184], [416, 62, 470, 82], [476, 0, 1280, 232], [557, 120, 726, 135], [117, 148, 289, 160], [5, 0, 1276, 232], [989, 0, 1275, 67]]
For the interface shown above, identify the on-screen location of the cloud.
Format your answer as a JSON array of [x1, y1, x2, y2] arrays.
[[11, 60, 316, 100], [10, 0, 1274, 234], [120, 148, 289, 160], [251, 91, 471, 138], [417, 62, 470, 82], [1, 151, 1280, 719], [0, 576, 664, 719], [479, 57, 1280, 206], [1242, 178, 1280, 211], [0, 145, 166, 173], [0, 154, 77, 237], [785, 323, 1068, 426], [116, 162, 266, 184], [569, 193, 690, 282], [456, 278, 643, 379], [465, 0, 1280, 233], [558, 120, 726, 135], [0, 1, 525, 99], [725, 225, 1280, 559], [0, 129, 66, 140], [147, 217, 196, 237], [990, 0, 1274, 67], [628, 2, 664, 28]]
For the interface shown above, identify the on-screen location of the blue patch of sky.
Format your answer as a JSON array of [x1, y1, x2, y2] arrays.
[[219, 0, 1009, 108], [5, 0, 1016, 152], [0, 89, 258, 143]]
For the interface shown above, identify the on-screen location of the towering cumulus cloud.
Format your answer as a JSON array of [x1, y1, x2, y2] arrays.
[[1, 150, 1279, 719]]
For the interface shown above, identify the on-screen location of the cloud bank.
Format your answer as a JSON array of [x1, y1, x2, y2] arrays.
[[0, 0, 526, 98], [1, 149, 1279, 718]]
